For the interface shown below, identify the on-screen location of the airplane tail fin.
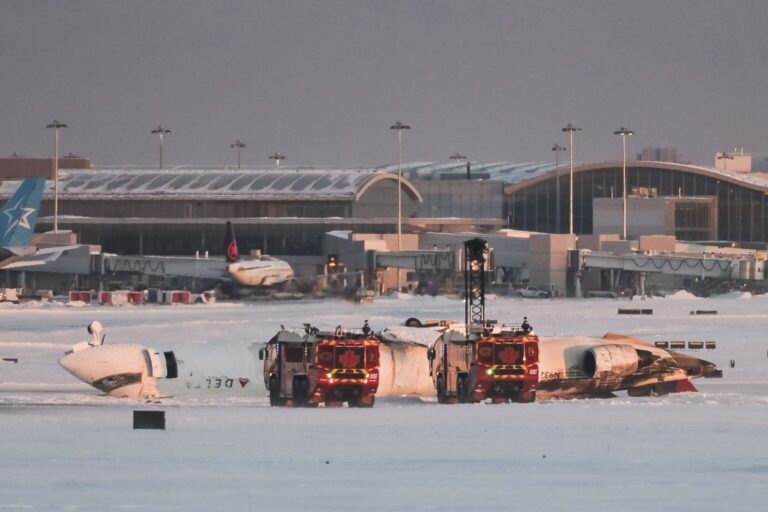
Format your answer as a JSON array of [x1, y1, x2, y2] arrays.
[[224, 220, 239, 263], [0, 177, 46, 247]]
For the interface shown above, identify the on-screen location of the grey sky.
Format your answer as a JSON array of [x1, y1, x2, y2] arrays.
[[1, 0, 766, 168]]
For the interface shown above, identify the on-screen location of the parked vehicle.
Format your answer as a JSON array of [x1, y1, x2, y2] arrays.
[[259, 325, 380, 407], [515, 285, 551, 298]]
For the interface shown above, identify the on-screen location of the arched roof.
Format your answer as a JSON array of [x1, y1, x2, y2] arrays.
[[502, 161, 768, 195], [0, 168, 422, 202], [379, 161, 557, 184], [377, 160, 768, 196]]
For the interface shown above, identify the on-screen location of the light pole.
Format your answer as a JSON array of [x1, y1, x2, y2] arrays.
[[613, 126, 634, 239], [150, 125, 171, 169], [449, 152, 471, 180], [269, 152, 285, 168], [552, 144, 567, 233], [717, 151, 734, 171], [390, 121, 410, 253], [390, 121, 410, 292], [230, 140, 246, 169], [46, 119, 67, 233], [562, 123, 581, 235]]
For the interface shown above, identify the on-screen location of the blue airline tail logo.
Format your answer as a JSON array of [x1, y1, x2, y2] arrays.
[[0, 177, 46, 247]]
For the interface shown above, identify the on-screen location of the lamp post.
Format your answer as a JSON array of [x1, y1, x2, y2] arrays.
[[150, 125, 171, 169], [389, 121, 410, 253], [269, 152, 285, 168], [46, 119, 67, 233], [449, 152, 471, 180], [390, 121, 410, 292], [230, 140, 246, 169], [717, 151, 735, 171], [561, 123, 582, 235], [613, 126, 634, 239], [552, 144, 567, 233]]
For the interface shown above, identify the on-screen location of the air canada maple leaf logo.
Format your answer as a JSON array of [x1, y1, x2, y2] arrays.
[[338, 350, 361, 368], [497, 346, 521, 365]]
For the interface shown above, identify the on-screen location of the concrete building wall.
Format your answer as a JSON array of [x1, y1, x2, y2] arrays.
[[0, 157, 90, 179], [639, 235, 676, 252], [577, 234, 621, 251], [528, 234, 576, 295]]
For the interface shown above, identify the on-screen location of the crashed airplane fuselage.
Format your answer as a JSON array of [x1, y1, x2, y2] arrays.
[[59, 322, 721, 401]]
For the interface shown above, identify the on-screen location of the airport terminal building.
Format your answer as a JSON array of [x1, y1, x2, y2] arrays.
[[3, 158, 768, 259]]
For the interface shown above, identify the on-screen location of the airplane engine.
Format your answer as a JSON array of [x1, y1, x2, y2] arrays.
[[60, 338, 178, 399], [583, 344, 639, 378]]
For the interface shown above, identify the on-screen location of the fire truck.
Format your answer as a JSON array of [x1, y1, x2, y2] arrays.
[[427, 238, 539, 403], [259, 325, 380, 407]]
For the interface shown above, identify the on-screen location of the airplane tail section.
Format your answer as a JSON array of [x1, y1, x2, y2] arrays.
[[0, 177, 46, 247], [224, 220, 239, 263]]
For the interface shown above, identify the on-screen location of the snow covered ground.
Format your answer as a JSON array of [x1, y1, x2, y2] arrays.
[[1, 294, 767, 511]]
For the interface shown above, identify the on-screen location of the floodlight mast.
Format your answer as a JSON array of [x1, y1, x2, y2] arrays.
[[449, 152, 471, 180], [150, 125, 171, 169], [613, 126, 634, 239], [464, 238, 488, 335], [269, 152, 285, 168], [46, 119, 67, 232], [562, 123, 582, 235], [552, 144, 567, 233], [230, 140, 246, 169], [390, 121, 410, 292]]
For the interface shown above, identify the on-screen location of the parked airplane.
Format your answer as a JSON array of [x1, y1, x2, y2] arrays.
[[224, 221, 294, 287], [0, 177, 45, 267]]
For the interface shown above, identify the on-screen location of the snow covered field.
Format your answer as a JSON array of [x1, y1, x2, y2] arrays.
[[1, 294, 767, 511]]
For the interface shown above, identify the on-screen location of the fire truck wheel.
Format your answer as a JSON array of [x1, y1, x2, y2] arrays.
[[436, 375, 447, 404], [293, 376, 309, 405], [349, 396, 375, 408], [517, 390, 536, 403], [456, 374, 469, 403], [404, 317, 422, 327], [269, 377, 280, 406]]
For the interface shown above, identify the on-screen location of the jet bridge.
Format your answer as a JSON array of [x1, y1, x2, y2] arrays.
[[577, 250, 766, 297], [374, 250, 457, 272], [579, 251, 739, 280], [100, 254, 228, 279]]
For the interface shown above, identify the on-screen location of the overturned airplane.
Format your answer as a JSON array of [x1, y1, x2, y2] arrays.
[[59, 319, 721, 401], [381, 323, 722, 400]]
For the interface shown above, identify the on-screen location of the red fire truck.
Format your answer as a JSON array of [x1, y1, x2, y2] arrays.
[[259, 325, 380, 407], [427, 238, 539, 403]]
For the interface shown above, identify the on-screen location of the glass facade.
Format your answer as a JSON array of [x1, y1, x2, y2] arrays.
[[505, 165, 768, 242], [414, 180, 504, 219], [674, 202, 713, 241], [44, 199, 350, 219]]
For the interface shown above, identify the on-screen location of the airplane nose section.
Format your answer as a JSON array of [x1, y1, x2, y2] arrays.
[[59, 352, 93, 383]]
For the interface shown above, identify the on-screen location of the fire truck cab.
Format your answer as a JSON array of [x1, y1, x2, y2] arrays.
[[428, 323, 538, 403], [259, 326, 380, 407], [426, 237, 539, 404]]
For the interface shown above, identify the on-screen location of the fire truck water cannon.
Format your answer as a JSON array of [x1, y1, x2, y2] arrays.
[[258, 323, 380, 407], [426, 238, 539, 404]]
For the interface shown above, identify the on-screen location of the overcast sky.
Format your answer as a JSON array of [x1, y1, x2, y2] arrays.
[[1, 0, 766, 168]]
